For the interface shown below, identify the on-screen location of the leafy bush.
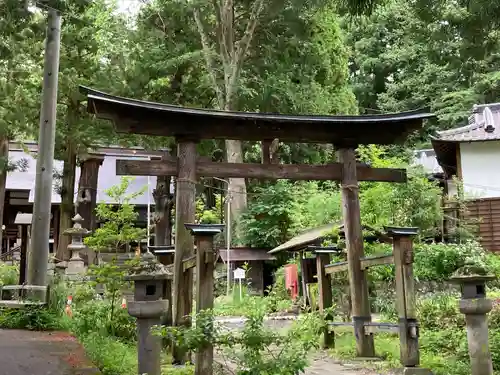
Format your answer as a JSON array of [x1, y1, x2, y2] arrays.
[[80, 332, 137, 375], [0, 263, 19, 286], [416, 293, 464, 330], [214, 291, 293, 317], [414, 240, 491, 282], [84, 176, 146, 252], [0, 280, 69, 331], [0, 305, 67, 330], [239, 181, 296, 248], [71, 299, 136, 342], [365, 240, 495, 284], [165, 304, 323, 375]]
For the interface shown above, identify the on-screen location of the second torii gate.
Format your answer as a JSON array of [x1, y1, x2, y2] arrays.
[[81, 86, 434, 362]]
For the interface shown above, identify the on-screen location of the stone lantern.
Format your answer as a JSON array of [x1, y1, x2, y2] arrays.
[[63, 214, 90, 276], [450, 264, 496, 375], [126, 251, 171, 375]]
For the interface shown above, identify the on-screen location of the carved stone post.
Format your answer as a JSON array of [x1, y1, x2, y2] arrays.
[[126, 252, 170, 375], [185, 223, 224, 375], [451, 270, 496, 375]]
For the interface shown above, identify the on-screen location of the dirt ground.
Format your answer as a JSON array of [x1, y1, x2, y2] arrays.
[[0, 329, 100, 375]]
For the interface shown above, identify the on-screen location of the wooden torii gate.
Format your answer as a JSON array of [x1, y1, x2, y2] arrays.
[[81, 86, 434, 363]]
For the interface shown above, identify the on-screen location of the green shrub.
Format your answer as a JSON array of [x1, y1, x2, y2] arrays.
[[71, 299, 136, 341], [80, 332, 137, 375], [0, 305, 67, 330], [0, 281, 69, 331], [367, 240, 494, 284], [414, 240, 489, 282], [165, 305, 323, 375], [417, 293, 464, 330], [0, 263, 19, 286]]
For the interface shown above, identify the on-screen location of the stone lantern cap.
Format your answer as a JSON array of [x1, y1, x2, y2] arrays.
[[450, 274, 496, 285], [184, 223, 225, 236], [450, 264, 496, 285], [63, 214, 91, 237], [384, 226, 419, 237], [126, 251, 172, 281]]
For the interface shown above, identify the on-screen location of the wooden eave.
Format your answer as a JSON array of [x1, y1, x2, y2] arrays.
[[81, 86, 434, 145], [430, 138, 458, 178]]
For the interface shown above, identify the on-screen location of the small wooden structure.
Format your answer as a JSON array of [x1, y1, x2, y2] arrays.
[[82, 86, 433, 366], [269, 222, 391, 307], [218, 247, 276, 294]]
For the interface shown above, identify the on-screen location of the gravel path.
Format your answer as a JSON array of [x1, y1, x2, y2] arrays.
[[0, 329, 100, 375]]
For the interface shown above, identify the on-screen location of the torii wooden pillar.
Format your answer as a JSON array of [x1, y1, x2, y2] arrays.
[[172, 138, 197, 363], [339, 147, 375, 357]]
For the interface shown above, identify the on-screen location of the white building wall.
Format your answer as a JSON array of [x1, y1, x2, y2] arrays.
[[460, 141, 500, 198]]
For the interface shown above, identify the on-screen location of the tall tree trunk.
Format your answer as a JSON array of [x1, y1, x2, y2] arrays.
[[0, 136, 8, 249], [225, 139, 247, 238], [56, 141, 77, 261]]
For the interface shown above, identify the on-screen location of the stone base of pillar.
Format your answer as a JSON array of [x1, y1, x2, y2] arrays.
[[403, 367, 434, 375], [66, 253, 86, 275]]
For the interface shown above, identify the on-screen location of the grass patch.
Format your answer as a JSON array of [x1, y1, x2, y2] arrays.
[[214, 289, 293, 317], [330, 328, 471, 375], [79, 332, 194, 375]]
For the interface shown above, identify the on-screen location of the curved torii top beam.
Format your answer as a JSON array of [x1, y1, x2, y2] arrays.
[[80, 86, 434, 146]]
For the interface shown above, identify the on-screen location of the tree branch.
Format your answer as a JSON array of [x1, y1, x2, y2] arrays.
[[225, 0, 266, 108], [212, 0, 230, 83], [193, 7, 225, 109]]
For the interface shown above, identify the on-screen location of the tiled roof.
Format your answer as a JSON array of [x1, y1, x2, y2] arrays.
[[434, 104, 500, 142], [268, 223, 392, 254], [218, 248, 276, 262]]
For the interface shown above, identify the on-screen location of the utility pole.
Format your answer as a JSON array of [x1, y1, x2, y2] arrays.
[[27, 8, 62, 287]]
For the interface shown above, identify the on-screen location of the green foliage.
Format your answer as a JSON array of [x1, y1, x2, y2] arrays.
[[413, 240, 494, 282], [240, 147, 444, 248], [195, 196, 221, 224], [164, 306, 323, 375], [0, 263, 19, 286], [214, 288, 293, 317], [239, 181, 296, 248], [0, 281, 69, 331], [345, 0, 500, 146], [85, 177, 147, 252], [0, 305, 64, 331], [71, 299, 136, 342], [78, 331, 138, 375], [365, 240, 498, 285]]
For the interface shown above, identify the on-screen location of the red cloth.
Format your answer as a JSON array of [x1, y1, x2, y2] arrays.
[[284, 264, 299, 300]]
